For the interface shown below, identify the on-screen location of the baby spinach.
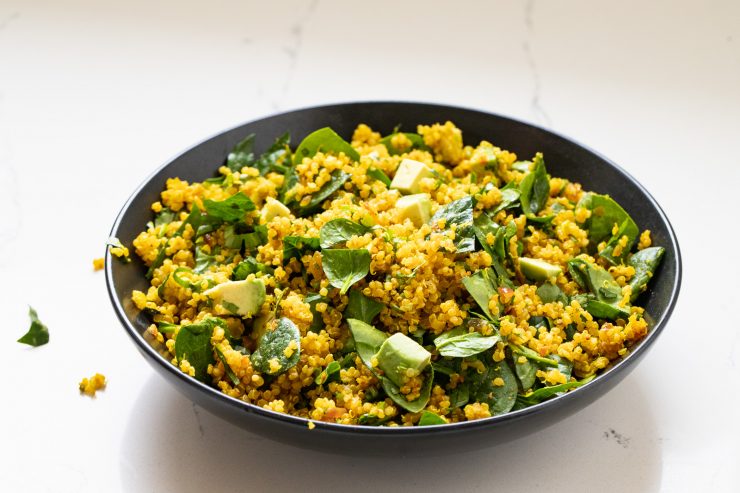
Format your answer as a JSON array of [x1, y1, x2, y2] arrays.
[[577, 193, 638, 264], [462, 267, 500, 320], [568, 258, 630, 320], [175, 318, 222, 382], [344, 289, 384, 325], [380, 132, 428, 155], [473, 212, 499, 257], [154, 208, 176, 228], [320, 218, 371, 249], [514, 356, 537, 390], [172, 267, 202, 292], [305, 292, 328, 333], [510, 344, 559, 367], [346, 318, 388, 368], [283, 236, 321, 263], [357, 413, 393, 426], [253, 132, 291, 175], [17, 306, 49, 347], [157, 322, 178, 334], [294, 170, 351, 217], [536, 282, 568, 304], [380, 366, 434, 413], [214, 346, 241, 386], [433, 327, 500, 358], [600, 218, 639, 265], [367, 167, 391, 186], [315, 360, 341, 385], [628, 246, 665, 302], [518, 153, 553, 224], [233, 257, 273, 280], [250, 317, 301, 376], [293, 127, 359, 164], [430, 196, 475, 253], [203, 192, 257, 223], [448, 382, 470, 409], [226, 134, 256, 172], [515, 374, 595, 407], [468, 358, 518, 415], [321, 248, 371, 295], [490, 185, 521, 215], [418, 410, 447, 426], [193, 245, 218, 274]]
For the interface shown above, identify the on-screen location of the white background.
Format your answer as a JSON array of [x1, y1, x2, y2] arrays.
[[1, 1, 738, 491]]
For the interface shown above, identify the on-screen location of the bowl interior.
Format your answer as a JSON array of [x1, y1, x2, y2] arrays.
[[106, 102, 681, 437]]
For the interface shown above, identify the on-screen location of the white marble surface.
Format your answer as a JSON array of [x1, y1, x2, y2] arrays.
[[1, 1, 739, 491]]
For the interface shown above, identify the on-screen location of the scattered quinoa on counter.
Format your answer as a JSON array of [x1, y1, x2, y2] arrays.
[[93, 257, 105, 271], [79, 373, 107, 397], [126, 122, 664, 426]]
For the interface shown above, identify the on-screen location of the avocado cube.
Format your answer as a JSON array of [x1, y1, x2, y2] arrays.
[[390, 158, 433, 194], [519, 257, 562, 282], [395, 193, 432, 227], [373, 332, 431, 388], [261, 197, 291, 223], [204, 278, 266, 317]]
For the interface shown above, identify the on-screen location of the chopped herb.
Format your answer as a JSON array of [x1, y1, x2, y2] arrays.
[[17, 306, 49, 347]]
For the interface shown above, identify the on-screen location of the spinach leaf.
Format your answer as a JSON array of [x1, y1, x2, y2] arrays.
[[461, 267, 500, 320], [346, 318, 388, 368], [305, 292, 328, 333], [315, 360, 341, 385], [514, 356, 537, 390], [468, 358, 518, 415], [515, 375, 595, 406], [518, 153, 553, 223], [321, 248, 371, 295], [17, 306, 49, 347], [293, 127, 359, 164], [433, 327, 500, 358], [233, 257, 273, 280], [157, 321, 178, 334], [628, 246, 665, 302], [250, 317, 301, 375], [253, 132, 291, 175], [357, 413, 393, 426], [536, 282, 568, 304], [344, 289, 384, 325], [172, 267, 202, 292], [510, 343, 558, 366], [226, 134, 256, 172], [600, 218, 640, 265], [367, 167, 391, 186], [418, 410, 447, 426], [430, 196, 475, 253], [473, 212, 499, 257], [568, 257, 630, 320], [512, 160, 532, 172], [193, 245, 218, 274], [577, 192, 638, 264], [294, 170, 351, 217], [214, 346, 240, 386], [154, 208, 176, 228], [175, 318, 221, 381], [379, 132, 428, 155], [490, 186, 521, 215], [320, 218, 371, 249], [448, 382, 470, 409], [282, 236, 321, 264], [203, 192, 256, 223], [380, 366, 434, 413]]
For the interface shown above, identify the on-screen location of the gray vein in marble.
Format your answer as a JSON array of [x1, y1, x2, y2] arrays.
[[0, 11, 20, 31], [192, 402, 205, 438], [275, 0, 319, 108], [0, 94, 22, 260], [523, 0, 551, 127]]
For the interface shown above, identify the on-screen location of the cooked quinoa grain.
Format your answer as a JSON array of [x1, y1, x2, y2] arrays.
[[79, 373, 107, 397], [128, 123, 664, 426]]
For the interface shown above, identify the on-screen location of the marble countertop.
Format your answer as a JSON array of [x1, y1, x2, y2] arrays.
[[2, 1, 738, 491]]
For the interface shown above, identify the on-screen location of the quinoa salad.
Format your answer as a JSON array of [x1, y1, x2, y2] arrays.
[[129, 121, 664, 426]]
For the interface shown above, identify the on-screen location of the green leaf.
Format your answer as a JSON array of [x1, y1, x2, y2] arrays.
[[293, 127, 359, 164], [418, 410, 447, 426], [154, 208, 176, 228], [567, 258, 630, 320], [175, 318, 222, 381], [346, 318, 388, 368], [282, 236, 321, 264], [448, 382, 470, 409], [430, 196, 476, 253], [172, 267, 202, 292], [490, 186, 521, 215], [215, 346, 241, 386], [344, 289, 384, 325], [514, 356, 537, 390], [433, 327, 500, 358], [510, 343, 558, 366], [319, 218, 371, 249], [203, 192, 256, 223], [253, 132, 291, 175], [380, 366, 434, 413], [17, 306, 49, 347], [367, 167, 391, 186], [315, 360, 341, 385], [628, 246, 665, 302], [321, 249, 371, 295], [379, 132, 429, 155], [600, 218, 640, 265], [518, 153, 553, 223], [536, 282, 568, 304], [294, 170, 350, 217], [516, 375, 595, 406], [233, 257, 273, 280], [226, 134, 256, 172], [461, 268, 499, 320], [193, 245, 218, 274], [157, 322, 178, 334], [250, 317, 301, 375], [577, 192, 638, 264], [304, 292, 328, 333], [468, 359, 518, 415]]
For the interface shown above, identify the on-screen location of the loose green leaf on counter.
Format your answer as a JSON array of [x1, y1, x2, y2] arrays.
[[17, 306, 49, 347]]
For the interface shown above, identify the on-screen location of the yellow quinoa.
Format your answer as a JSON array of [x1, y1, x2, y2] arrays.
[[92, 257, 104, 271], [79, 373, 106, 397], [126, 122, 663, 426]]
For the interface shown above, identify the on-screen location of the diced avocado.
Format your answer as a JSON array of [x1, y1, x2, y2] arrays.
[[390, 158, 433, 194], [204, 279, 266, 317], [395, 193, 432, 227], [373, 332, 431, 388], [261, 197, 291, 223], [519, 257, 562, 281]]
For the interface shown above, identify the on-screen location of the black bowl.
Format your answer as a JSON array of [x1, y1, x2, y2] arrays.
[[106, 102, 681, 455]]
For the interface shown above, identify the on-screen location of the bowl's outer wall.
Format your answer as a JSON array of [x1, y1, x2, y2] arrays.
[[108, 102, 680, 454]]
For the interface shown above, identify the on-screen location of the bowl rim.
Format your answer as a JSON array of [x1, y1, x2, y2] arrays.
[[105, 100, 682, 435]]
